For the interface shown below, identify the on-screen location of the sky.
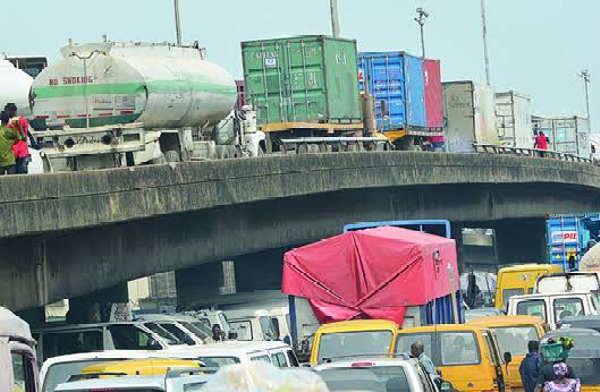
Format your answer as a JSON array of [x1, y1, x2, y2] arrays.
[[5, 0, 599, 128]]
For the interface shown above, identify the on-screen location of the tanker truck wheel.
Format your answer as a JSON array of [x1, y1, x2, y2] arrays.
[[164, 150, 181, 163]]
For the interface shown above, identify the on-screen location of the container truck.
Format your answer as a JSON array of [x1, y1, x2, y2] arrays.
[[357, 51, 443, 149], [495, 91, 532, 148], [30, 38, 265, 171], [532, 116, 591, 159], [546, 213, 600, 271], [443, 81, 498, 153], [283, 226, 463, 355], [241, 35, 387, 153]]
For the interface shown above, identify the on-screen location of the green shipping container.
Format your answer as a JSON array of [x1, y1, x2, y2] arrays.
[[241, 35, 362, 126]]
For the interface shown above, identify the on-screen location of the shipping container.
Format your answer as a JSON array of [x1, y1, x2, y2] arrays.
[[532, 116, 591, 158], [241, 35, 361, 126], [443, 81, 498, 153], [546, 213, 600, 271], [358, 51, 426, 131], [423, 59, 443, 128], [495, 91, 532, 148]]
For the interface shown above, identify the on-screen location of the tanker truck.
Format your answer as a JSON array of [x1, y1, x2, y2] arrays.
[[31, 38, 265, 171], [0, 57, 34, 117]]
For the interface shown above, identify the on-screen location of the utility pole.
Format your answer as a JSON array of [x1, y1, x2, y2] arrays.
[[330, 0, 340, 38], [174, 0, 182, 45], [414, 8, 429, 58], [579, 69, 592, 130], [480, 0, 491, 85]]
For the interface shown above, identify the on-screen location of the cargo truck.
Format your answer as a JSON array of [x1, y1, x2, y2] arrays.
[[283, 226, 463, 357], [30, 38, 266, 172], [0, 57, 35, 118], [495, 91, 532, 148], [532, 116, 591, 159], [358, 51, 444, 149], [241, 35, 388, 154], [546, 213, 600, 271], [443, 81, 498, 153]]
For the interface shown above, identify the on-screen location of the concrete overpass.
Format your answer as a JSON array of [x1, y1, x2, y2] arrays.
[[2, 152, 600, 311]]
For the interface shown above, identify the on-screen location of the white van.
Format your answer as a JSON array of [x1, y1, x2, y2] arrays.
[[225, 309, 277, 341], [535, 272, 600, 295], [134, 314, 212, 345], [177, 341, 299, 368], [508, 291, 599, 329], [187, 310, 232, 337], [33, 322, 176, 363], [0, 307, 39, 392]]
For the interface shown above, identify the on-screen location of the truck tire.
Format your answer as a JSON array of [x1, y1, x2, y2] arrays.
[[164, 150, 181, 163]]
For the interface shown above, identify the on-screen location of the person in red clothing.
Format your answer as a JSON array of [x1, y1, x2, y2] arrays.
[[534, 130, 550, 157], [4, 103, 36, 174]]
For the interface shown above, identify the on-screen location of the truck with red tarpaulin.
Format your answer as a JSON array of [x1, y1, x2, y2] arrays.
[[282, 226, 463, 351]]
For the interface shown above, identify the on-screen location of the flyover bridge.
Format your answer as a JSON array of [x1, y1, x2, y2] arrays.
[[2, 152, 600, 311]]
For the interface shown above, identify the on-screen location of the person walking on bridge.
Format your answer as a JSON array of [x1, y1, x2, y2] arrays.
[[534, 131, 549, 157], [4, 103, 36, 174]]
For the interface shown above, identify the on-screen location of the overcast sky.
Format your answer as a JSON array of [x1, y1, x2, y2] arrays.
[[6, 0, 598, 128]]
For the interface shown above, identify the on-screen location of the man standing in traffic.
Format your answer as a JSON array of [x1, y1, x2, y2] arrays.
[[411, 342, 437, 378], [520, 340, 543, 392], [204, 324, 225, 344], [5, 103, 35, 174]]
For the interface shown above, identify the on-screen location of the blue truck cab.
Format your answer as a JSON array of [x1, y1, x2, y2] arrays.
[[547, 213, 600, 271]]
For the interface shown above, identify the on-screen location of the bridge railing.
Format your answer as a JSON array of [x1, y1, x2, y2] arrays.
[[473, 144, 593, 164]]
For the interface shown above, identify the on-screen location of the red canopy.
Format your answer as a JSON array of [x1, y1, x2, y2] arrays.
[[282, 227, 458, 325]]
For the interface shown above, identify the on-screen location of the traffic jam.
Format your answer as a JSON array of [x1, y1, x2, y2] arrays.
[[3, 215, 600, 392]]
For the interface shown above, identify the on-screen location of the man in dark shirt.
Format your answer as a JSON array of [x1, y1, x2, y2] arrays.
[[520, 341, 543, 392]]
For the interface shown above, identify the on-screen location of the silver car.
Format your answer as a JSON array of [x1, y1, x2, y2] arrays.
[[313, 356, 442, 392]]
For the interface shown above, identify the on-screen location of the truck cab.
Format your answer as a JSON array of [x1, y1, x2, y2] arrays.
[[0, 307, 39, 392], [507, 291, 599, 330]]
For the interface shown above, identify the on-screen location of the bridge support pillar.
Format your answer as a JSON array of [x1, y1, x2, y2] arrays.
[[176, 262, 225, 307], [451, 224, 466, 274], [493, 219, 547, 266], [68, 283, 129, 323]]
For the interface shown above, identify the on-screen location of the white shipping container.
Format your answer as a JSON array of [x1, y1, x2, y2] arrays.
[[532, 116, 591, 158], [495, 91, 532, 148], [443, 81, 498, 153]]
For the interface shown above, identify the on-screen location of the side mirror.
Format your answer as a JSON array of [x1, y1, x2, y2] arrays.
[[228, 332, 238, 340], [504, 351, 513, 364], [437, 370, 443, 377]]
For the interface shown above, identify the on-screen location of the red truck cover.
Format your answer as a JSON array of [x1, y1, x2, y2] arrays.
[[282, 227, 458, 325]]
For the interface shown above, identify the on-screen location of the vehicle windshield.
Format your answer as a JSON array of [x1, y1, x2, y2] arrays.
[[567, 358, 600, 385], [158, 323, 195, 345], [43, 360, 115, 392], [259, 316, 276, 341], [196, 356, 241, 367], [144, 323, 182, 345], [108, 324, 164, 350], [230, 320, 253, 341], [181, 321, 210, 340], [318, 330, 393, 363], [318, 366, 409, 392], [491, 326, 539, 356]]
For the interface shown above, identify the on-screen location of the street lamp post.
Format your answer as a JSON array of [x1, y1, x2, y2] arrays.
[[579, 69, 592, 129], [330, 0, 340, 38], [174, 0, 182, 45], [480, 0, 491, 85], [414, 8, 429, 58]]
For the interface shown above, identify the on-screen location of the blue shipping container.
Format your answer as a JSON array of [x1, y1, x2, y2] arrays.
[[546, 213, 600, 271], [358, 51, 426, 130]]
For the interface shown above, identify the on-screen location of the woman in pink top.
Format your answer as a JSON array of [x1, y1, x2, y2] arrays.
[[544, 363, 580, 392]]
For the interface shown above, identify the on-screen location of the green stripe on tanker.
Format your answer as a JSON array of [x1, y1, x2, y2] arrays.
[[33, 81, 237, 99], [241, 35, 362, 126]]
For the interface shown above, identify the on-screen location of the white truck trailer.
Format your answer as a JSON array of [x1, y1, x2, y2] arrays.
[[30, 38, 265, 171]]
